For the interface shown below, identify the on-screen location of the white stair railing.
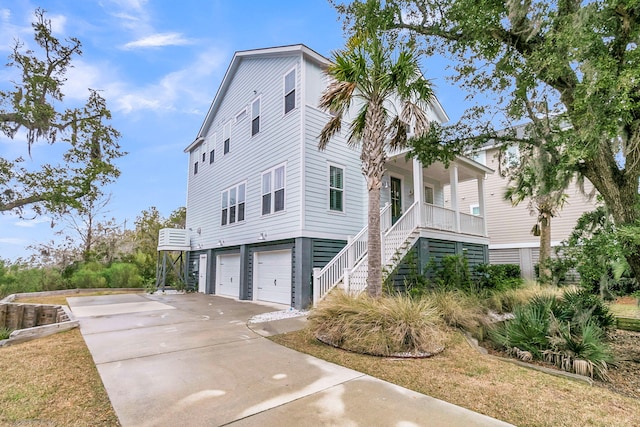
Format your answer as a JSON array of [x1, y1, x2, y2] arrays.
[[312, 203, 391, 305], [345, 202, 420, 295]]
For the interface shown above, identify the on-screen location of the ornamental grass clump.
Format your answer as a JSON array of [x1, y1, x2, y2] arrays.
[[309, 291, 446, 357]]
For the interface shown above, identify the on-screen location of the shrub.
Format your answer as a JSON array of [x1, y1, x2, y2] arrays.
[[475, 264, 523, 291], [309, 291, 446, 357], [490, 289, 615, 380], [545, 318, 614, 380], [555, 288, 615, 331], [0, 326, 13, 340], [70, 268, 107, 289], [435, 255, 472, 292], [486, 282, 561, 313], [490, 302, 551, 359], [103, 263, 143, 288]]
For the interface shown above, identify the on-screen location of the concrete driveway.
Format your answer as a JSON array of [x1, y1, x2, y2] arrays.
[[68, 293, 512, 427]]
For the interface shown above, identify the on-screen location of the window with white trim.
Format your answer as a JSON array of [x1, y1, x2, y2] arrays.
[[471, 150, 486, 165], [424, 185, 434, 204], [262, 164, 285, 215], [223, 121, 231, 155], [221, 183, 246, 226], [209, 134, 216, 164], [470, 204, 480, 216], [193, 147, 199, 175], [329, 165, 344, 212], [251, 97, 261, 136], [284, 69, 295, 114]]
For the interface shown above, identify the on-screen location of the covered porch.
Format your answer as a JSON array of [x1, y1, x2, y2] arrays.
[[381, 152, 492, 237]]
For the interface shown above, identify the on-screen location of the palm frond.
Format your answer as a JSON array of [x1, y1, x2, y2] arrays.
[[319, 115, 344, 150]]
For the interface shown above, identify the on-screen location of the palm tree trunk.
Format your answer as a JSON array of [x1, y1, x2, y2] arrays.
[[363, 101, 386, 298], [367, 180, 382, 297]]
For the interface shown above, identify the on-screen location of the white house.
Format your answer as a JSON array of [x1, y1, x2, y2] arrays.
[[174, 44, 493, 309]]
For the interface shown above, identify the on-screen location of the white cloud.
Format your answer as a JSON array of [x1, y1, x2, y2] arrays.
[[48, 13, 67, 35], [14, 217, 52, 228], [123, 32, 192, 49], [0, 237, 29, 245]]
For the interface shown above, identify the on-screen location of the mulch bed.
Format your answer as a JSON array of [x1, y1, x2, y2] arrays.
[[599, 329, 640, 399]]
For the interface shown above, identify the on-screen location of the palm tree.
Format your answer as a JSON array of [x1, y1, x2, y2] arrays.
[[318, 27, 434, 297], [504, 144, 570, 284]]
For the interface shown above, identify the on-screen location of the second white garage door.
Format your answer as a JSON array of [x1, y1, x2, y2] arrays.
[[254, 250, 292, 305], [216, 254, 240, 298]]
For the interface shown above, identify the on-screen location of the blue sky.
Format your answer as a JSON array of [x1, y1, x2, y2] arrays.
[[0, 0, 469, 261]]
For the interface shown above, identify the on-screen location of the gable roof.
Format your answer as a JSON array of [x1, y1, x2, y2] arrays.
[[184, 44, 330, 153]]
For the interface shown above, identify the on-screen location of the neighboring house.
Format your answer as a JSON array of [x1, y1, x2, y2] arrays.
[[167, 44, 493, 309], [450, 141, 597, 279]]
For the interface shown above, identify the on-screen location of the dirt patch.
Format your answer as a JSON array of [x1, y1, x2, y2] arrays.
[[599, 329, 640, 399]]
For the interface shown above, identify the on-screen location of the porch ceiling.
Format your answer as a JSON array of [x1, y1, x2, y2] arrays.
[[386, 152, 486, 184]]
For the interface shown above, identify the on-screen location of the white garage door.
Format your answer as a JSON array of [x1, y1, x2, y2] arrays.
[[254, 250, 292, 305], [217, 254, 240, 298]]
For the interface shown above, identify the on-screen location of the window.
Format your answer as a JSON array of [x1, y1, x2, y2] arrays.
[[223, 121, 231, 155], [329, 165, 344, 212], [424, 185, 434, 204], [284, 69, 295, 114], [262, 164, 285, 215], [251, 97, 260, 136], [194, 161, 198, 175], [202, 152, 206, 162], [221, 183, 246, 226], [235, 108, 247, 122], [505, 145, 520, 167], [209, 149, 215, 164], [470, 204, 480, 216], [472, 150, 486, 166]]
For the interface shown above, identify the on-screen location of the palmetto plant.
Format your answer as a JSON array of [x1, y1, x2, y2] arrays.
[[318, 1, 434, 297]]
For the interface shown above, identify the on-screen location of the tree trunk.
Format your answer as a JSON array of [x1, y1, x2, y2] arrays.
[[580, 145, 640, 283], [367, 182, 382, 297], [538, 210, 552, 284], [363, 100, 386, 298]]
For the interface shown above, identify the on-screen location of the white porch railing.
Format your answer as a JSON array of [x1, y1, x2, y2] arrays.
[[312, 201, 486, 305], [460, 212, 484, 236], [312, 204, 391, 305], [422, 204, 456, 232]]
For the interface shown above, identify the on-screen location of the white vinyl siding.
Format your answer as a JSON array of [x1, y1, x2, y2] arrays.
[[303, 106, 365, 236], [284, 68, 296, 114]]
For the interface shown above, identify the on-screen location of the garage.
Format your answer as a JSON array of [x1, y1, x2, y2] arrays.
[[216, 254, 240, 298], [253, 250, 292, 305]]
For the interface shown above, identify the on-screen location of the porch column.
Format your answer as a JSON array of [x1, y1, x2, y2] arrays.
[[412, 157, 424, 227], [477, 174, 488, 236], [450, 163, 460, 232]]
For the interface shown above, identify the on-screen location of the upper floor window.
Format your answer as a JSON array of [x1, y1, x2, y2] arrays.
[[262, 164, 285, 215], [223, 121, 231, 155], [193, 147, 199, 175], [221, 182, 246, 226], [329, 165, 344, 212], [470, 204, 480, 216], [472, 150, 486, 166], [251, 97, 261, 136], [209, 149, 215, 164], [284, 69, 295, 114]]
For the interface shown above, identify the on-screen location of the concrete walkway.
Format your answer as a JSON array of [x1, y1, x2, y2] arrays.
[[68, 293, 512, 427]]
